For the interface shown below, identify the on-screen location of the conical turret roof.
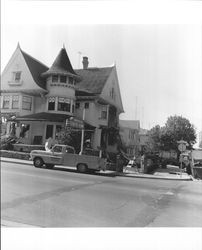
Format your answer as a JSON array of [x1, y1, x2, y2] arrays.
[[42, 47, 77, 77]]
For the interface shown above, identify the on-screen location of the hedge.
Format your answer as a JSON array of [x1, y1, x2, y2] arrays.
[[0, 150, 30, 160]]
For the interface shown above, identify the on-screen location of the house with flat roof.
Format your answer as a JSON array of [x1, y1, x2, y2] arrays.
[[1, 44, 124, 154]]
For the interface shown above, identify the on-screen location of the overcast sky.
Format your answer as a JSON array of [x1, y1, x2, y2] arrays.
[[1, 1, 202, 140]]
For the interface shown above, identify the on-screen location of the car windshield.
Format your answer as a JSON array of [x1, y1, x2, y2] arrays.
[[66, 147, 74, 154], [53, 146, 63, 153]]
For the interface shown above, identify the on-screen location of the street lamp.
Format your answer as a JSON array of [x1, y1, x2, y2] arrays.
[[79, 107, 86, 155]]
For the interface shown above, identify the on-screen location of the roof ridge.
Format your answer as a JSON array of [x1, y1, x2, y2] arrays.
[[43, 47, 77, 77], [75, 65, 114, 71], [20, 49, 49, 69]]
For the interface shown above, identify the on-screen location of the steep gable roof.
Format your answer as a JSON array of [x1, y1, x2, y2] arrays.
[[75, 67, 113, 94], [20, 49, 48, 90], [42, 48, 77, 77], [119, 120, 140, 130]]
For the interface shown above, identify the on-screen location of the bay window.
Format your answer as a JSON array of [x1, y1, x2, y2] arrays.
[[58, 97, 71, 112], [3, 96, 10, 109], [48, 97, 56, 110], [22, 96, 32, 110], [12, 95, 19, 109]]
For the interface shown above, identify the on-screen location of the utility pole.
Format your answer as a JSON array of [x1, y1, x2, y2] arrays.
[[135, 96, 138, 120], [79, 107, 86, 155], [141, 106, 144, 128]]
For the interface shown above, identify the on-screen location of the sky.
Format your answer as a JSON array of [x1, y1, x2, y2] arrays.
[[1, 0, 202, 141]]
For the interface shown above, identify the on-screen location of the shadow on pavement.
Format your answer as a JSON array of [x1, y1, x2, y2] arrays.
[[45, 166, 117, 178]]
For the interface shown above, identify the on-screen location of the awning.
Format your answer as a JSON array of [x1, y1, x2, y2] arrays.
[[11, 112, 96, 130]]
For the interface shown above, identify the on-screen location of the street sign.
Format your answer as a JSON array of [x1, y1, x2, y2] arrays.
[[178, 143, 186, 152]]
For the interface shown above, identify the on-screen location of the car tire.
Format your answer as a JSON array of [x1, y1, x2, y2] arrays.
[[77, 163, 88, 173], [34, 157, 44, 168], [45, 164, 54, 169]]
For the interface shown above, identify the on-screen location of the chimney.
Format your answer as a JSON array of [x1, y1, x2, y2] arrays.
[[82, 56, 89, 69]]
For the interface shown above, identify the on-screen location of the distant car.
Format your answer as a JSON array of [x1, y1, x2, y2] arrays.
[[30, 144, 107, 173], [126, 159, 136, 168]]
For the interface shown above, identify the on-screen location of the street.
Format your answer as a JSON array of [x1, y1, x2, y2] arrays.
[[1, 161, 202, 227]]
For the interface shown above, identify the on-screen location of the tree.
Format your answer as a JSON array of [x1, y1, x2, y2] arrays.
[[147, 115, 196, 152], [57, 126, 82, 153], [162, 115, 196, 150], [146, 125, 161, 152]]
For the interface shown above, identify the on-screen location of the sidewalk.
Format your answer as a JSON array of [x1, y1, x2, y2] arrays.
[[122, 167, 192, 181], [1, 157, 192, 180]]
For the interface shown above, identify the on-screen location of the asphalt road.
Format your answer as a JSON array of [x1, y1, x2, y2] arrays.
[[1, 161, 202, 227]]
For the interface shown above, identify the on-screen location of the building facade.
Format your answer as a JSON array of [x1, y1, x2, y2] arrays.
[[1, 44, 124, 154]]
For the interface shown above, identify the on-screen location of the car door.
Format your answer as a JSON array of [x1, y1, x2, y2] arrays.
[[63, 146, 77, 167], [50, 145, 63, 165]]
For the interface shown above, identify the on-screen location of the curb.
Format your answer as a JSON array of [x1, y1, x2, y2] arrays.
[[1, 159, 33, 166], [116, 172, 192, 181], [1, 158, 192, 181], [1, 219, 37, 228]]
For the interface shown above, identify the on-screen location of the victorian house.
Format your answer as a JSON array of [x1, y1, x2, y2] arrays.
[[1, 44, 124, 154]]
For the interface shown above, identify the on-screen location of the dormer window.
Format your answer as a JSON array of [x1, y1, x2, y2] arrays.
[[60, 75, 67, 83], [52, 75, 58, 82], [13, 71, 21, 82]]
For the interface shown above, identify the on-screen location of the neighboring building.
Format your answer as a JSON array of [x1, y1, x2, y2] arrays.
[[119, 120, 140, 158], [1, 44, 124, 154], [139, 128, 149, 153]]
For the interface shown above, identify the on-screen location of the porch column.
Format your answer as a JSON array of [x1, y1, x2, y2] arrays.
[[92, 128, 102, 150]]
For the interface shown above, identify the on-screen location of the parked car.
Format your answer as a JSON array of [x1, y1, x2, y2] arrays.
[[30, 144, 107, 173]]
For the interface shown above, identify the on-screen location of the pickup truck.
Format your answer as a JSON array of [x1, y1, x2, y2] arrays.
[[30, 144, 107, 173]]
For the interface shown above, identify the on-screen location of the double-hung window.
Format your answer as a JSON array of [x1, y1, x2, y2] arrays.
[[12, 95, 19, 109], [13, 71, 21, 82], [60, 75, 67, 83], [48, 97, 56, 111], [100, 106, 107, 119], [3, 96, 10, 109], [52, 75, 58, 82]]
